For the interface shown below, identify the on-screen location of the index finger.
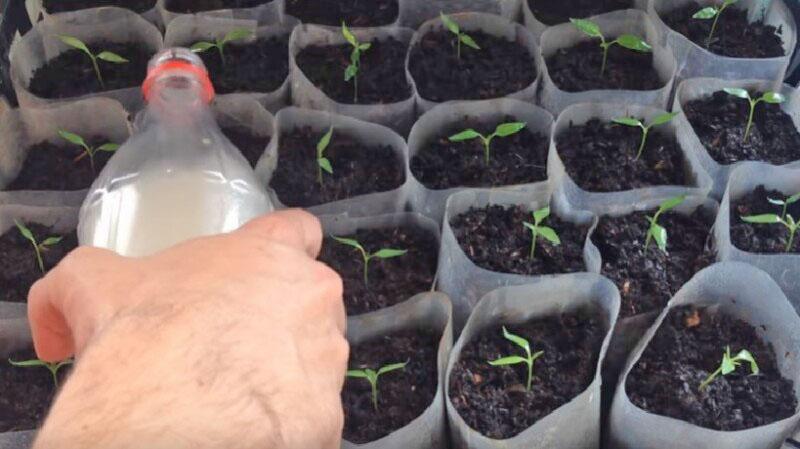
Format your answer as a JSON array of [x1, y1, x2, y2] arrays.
[[238, 209, 323, 258]]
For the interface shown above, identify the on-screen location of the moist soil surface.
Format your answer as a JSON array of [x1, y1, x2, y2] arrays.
[[343, 329, 439, 443], [730, 185, 800, 254], [221, 127, 270, 168], [319, 226, 438, 316], [0, 349, 70, 432], [593, 208, 716, 318], [295, 38, 411, 105], [557, 118, 689, 192], [410, 116, 548, 190], [408, 30, 537, 103], [286, 0, 398, 27], [6, 138, 116, 191], [0, 225, 78, 304], [165, 0, 273, 13], [627, 305, 797, 430], [451, 205, 588, 276], [662, 3, 785, 58], [683, 90, 800, 166], [42, 0, 156, 13], [28, 43, 151, 99], [449, 310, 604, 439], [528, 0, 633, 26], [197, 37, 289, 95], [268, 127, 404, 208], [546, 41, 663, 92]]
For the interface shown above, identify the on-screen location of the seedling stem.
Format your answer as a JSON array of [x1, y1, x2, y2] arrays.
[[612, 112, 679, 160], [57, 35, 128, 88], [448, 122, 526, 165], [644, 195, 686, 253], [692, 0, 738, 48], [342, 23, 372, 103], [316, 127, 334, 186], [522, 207, 561, 259], [191, 28, 254, 66], [489, 326, 544, 392], [569, 19, 652, 77], [9, 358, 73, 388], [14, 220, 63, 273], [742, 192, 800, 251], [440, 12, 481, 59], [346, 362, 407, 410], [332, 236, 407, 287], [58, 130, 119, 174], [723, 88, 785, 142], [698, 346, 758, 391]]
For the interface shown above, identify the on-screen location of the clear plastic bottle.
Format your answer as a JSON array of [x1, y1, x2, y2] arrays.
[[78, 48, 272, 257]]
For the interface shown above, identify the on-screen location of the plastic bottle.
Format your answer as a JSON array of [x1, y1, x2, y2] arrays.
[[78, 48, 273, 257]]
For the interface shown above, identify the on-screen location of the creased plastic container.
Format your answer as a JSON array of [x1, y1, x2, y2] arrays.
[[24, 0, 162, 28], [521, 0, 647, 41], [157, 0, 282, 28], [209, 95, 275, 169], [398, 0, 520, 30]]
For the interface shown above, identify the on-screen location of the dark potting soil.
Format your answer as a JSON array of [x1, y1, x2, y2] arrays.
[[197, 37, 289, 95], [556, 118, 689, 192], [528, 0, 633, 26], [343, 329, 439, 443], [730, 185, 800, 254], [661, 3, 785, 58], [221, 127, 270, 168], [626, 306, 797, 430], [451, 205, 588, 276], [319, 226, 438, 316], [408, 30, 537, 103], [0, 349, 70, 432], [295, 38, 411, 105], [28, 43, 151, 99], [286, 0, 399, 27], [0, 225, 78, 304], [42, 0, 156, 14], [6, 138, 116, 191], [410, 116, 548, 190], [449, 310, 604, 439], [165, 0, 273, 13], [683, 90, 800, 166], [268, 127, 404, 208], [546, 41, 664, 92], [593, 209, 716, 318]]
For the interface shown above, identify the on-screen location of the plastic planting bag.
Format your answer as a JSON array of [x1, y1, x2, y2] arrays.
[[24, 0, 162, 28], [0, 97, 131, 207], [9, 7, 163, 112], [406, 98, 554, 224], [209, 95, 275, 168], [609, 262, 800, 449], [289, 24, 416, 135], [673, 77, 800, 199], [538, 10, 677, 115], [398, 0, 520, 29], [343, 292, 453, 449], [521, 0, 648, 41], [445, 275, 620, 448], [649, 0, 797, 83], [158, 0, 282, 27]]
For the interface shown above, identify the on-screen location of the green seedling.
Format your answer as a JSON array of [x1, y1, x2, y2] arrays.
[[448, 122, 527, 165], [440, 12, 481, 59], [698, 346, 759, 391], [569, 18, 652, 77], [692, 0, 738, 48], [612, 112, 679, 160], [489, 326, 544, 392], [58, 130, 120, 174], [342, 23, 371, 103], [190, 28, 254, 66], [346, 362, 407, 410], [14, 220, 63, 273], [522, 207, 561, 260], [8, 358, 73, 388], [644, 195, 686, 253], [57, 35, 128, 88], [723, 88, 786, 142], [316, 127, 334, 185], [741, 192, 800, 252], [332, 236, 407, 287]]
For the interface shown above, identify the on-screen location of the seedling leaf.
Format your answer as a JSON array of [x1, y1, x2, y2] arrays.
[[533, 206, 550, 223], [440, 12, 459, 34], [449, 129, 482, 141], [342, 22, 358, 46], [741, 214, 782, 224], [723, 87, 750, 99], [58, 35, 90, 54], [96, 51, 128, 63], [373, 249, 408, 259], [377, 362, 407, 375], [318, 157, 333, 175], [502, 327, 530, 353], [332, 236, 363, 250], [615, 34, 652, 52], [650, 112, 680, 126], [537, 227, 561, 245], [488, 356, 529, 366], [570, 18, 602, 38], [58, 130, 88, 149], [660, 194, 686, 211], [317, 127, 333, 153], [97, 143, 120, 153], [763, 91, 786, 104], [223, 28, 254, 44], [693, 6, 719, 19], [494, 122, 526, 137], [612, 117, 643, 127], [459, 34, 480, 50]]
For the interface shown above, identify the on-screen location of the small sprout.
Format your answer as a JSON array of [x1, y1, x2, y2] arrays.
[[612, 112, 679, 160], [9, 358, 73, 388], [440, 12, 480, 59], [14, 220, 63, 273], [316, 127, 334, 186], [332, 236, 407, 287], [190, 28, 254, 66], [522, 207, 561, 260], [741, 191, 800, 252], [488, 326, 544, 392], [448, 122, 526, 165], [569, 18, 652, 77], [346, 362, 407, 411], [57, 35, 128, 88], [342, 23, 372, 104], [692, 0, 738, 48], [723, 88, 786, 142], [644, 195, 686, 253], [58, 130, 119, 174], [698, 346, 759, 391]]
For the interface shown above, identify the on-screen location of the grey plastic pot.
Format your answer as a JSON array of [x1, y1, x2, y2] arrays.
[[398, 0, 521, 29], [672, 77, 800, 199], [24, 0, 162, 28], [521, 0, 647, 41], [538, 9, 677, 115], [609, 262, 800, 449], [406, 98, 554, 224], [445, 274, 620, 449], [343, 292, 453, 449], [9, 7, 164, 112], [649, 0, 797, 84], [289, 24, 416, 135], [157, 0, 283, 28], [209, 95, 275, 169]]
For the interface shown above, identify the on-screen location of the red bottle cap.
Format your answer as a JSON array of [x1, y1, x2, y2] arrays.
[[142, 53, 215, 104]]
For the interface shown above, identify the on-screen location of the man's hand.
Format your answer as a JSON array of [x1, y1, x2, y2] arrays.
[[28, 210, 348, 449]]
